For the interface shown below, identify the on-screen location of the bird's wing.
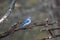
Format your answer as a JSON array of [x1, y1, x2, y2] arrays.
[[21, 19, 30, 26]]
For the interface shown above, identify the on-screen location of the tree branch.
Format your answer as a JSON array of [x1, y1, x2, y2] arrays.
[[0, 20, 56, 39], [0, 0, 16, 23]]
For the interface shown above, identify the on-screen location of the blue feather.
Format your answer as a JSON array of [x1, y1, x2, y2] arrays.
[[21, 17, 31, 27], [15, 17, 31, 30]]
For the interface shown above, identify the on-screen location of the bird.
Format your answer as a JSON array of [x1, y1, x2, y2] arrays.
[[15, 17, 31, 30], [21, 17, 31, 27]]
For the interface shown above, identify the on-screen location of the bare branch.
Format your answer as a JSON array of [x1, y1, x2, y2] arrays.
[[0, 20, 56, 39], [0, 0, 16, 23]]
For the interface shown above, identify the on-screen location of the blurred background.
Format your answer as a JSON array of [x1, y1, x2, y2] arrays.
[[0, 0, 60, 40]]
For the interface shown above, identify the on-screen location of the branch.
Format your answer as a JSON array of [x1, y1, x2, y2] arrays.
[[40, 28, 60, 40], [0, 20, 55, 39], [0, 0, 16, 23]]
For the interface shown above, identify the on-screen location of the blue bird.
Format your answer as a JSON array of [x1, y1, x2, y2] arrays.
[[15, 17, 31, 30], [21, 17, 31, 27]]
